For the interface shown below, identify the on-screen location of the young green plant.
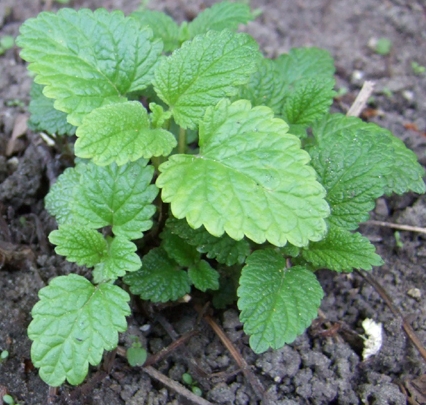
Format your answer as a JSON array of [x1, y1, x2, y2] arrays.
[[16, 1, 425, 387]]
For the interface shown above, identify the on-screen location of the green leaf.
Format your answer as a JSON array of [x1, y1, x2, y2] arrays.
[[72, 159, 158, 239], [275, 47, 335, 86], [157, 99, 329, 247], [160, 229, 200, 267], [93, 237, 141, 283], [383, 135, 425, 195], [149, 102, 172, 129], [308, 114, 425, 229], [302, 226, 383, 272], [124, 248, 191, 302], [166, 217, 250, 266], [154, 30, 259, 129], [308, 114, 395, 230], [45, 164, 84, 224], [238, 249, 323, 353], [28, 82, 76, 135], [188, 260, 219, 292], [281, 78, 336, 126], [49, 225, 107, 267], [17, 8, 162, 125], [130, 9, 180, 52], [239, 57, 286, 114], [28, 274, 130, 386], [74, 101, 177, 166], [187, 1, 255, 38]]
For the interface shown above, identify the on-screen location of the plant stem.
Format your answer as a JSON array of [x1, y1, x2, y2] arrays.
[[365, 220, 426, 235], [178, 127, 187, 154]]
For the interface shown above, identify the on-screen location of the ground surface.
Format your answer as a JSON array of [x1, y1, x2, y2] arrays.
[[0, 0, 426, 404]]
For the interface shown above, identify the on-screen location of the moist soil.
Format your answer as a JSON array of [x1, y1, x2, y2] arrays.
[[0, 0, 426, 404]]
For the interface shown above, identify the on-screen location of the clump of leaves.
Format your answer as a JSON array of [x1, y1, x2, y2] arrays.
[[17, 2, 424, 387]]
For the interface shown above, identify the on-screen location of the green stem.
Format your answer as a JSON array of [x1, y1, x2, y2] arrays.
[[178, 127, 187, 154]]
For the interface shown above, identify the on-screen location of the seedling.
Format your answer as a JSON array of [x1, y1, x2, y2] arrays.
[[182, 373, 203, 396], [411, 61, 425, 75], [0, 36, 14, 55], [2, 394, 20, 405], [372, 37, 392, 55], [126, 336, 147, 367], [0, 350, 9, 363], [16, 2, 425, 387]]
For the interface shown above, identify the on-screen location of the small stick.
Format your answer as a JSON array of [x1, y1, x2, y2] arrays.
[[203, 314, 267, 402], [346, 81, 375, 117], [142, 366, 214, 405], [355, 270, 426, 364], [365, 220, 426, 235]]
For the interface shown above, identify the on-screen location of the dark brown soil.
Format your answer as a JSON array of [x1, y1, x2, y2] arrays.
[[0, 1, 425, 404]]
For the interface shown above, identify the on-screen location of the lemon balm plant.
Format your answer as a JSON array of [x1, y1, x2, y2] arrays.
[[17, 2, 425, 387]]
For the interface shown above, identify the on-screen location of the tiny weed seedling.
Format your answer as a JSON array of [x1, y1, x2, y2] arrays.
[[16, 2, 425, 387]]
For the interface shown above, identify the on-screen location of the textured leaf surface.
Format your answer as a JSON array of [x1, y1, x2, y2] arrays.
[[238, 250, 323, 353], [309, 114, 424, 229], [157, 99, 329, 247], [49, 225, 107, 267], [17, 8, 162, 125], [281, 78, 335, 126], [308, 115, 394, 230], [166, 217, 250, 266], [130, 9, 179, 52], [188, 260, 219, 292], [28, 82, 76, 135], [239, 57, 286, 114], [93, 237, 141, 282], [73, 159, 158, 239], [124, 248, 190, 302], [154, 30, 259, 128], [29, 274, 130, 386], [187, 1, 254, 38], [275, 47, 335, 86], [302, 226, 383, 272], [75, 101, 176, 166], [161, 229, 200, 267], [45, 166, 82, 224]]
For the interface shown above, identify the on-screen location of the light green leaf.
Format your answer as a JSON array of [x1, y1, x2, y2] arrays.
[[187, 1, 255, 38], [239, 57, 287, 114], [275, 47, 335, 86], [72, 159, 158, 239], [130, 9, 180, 52], [166, 217, 250, 266], [302, 226, 383, 272], [308, 114, 424, 229], [28, 274, 130, 386], [281, 78, 336, 126], [238, 249, 324, 353], [157, 99, 329, 247], [74, 101, 177, 166], [308, 114, 395, 230], [28, 82, 76, 135], [160, 228, 200, 267], [154, 30, 259, 129], [17, 8, 162, 125], [149, 102, 172, 128], [49, 225, 107, 267], [124, 248, 191, 302], [45, 165, 84, 224], [188, 260, 219, 292], [93, 237, 141, 283]]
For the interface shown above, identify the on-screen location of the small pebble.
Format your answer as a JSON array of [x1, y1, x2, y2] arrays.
[[407, 288, 421, 299]]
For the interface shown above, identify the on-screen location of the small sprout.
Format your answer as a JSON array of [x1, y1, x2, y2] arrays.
[[374, 37, 392, 55], [182, 373, 193, 385], [361, 318, 383, 360], [411, 61, 425, 75], [191, 386, 203, 396], [334, 87, 348, 98], [0, 36, 14, 55], [381, 87, 393, 99], [0, 350, 9, 360], [394, 231, 404, 248], [126, 338, 147, 367], [3, 395, 17, 405]]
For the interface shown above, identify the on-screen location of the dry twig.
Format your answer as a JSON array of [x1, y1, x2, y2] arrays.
[[366, 220, 426, 235], [346, 81, 375, 117]]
